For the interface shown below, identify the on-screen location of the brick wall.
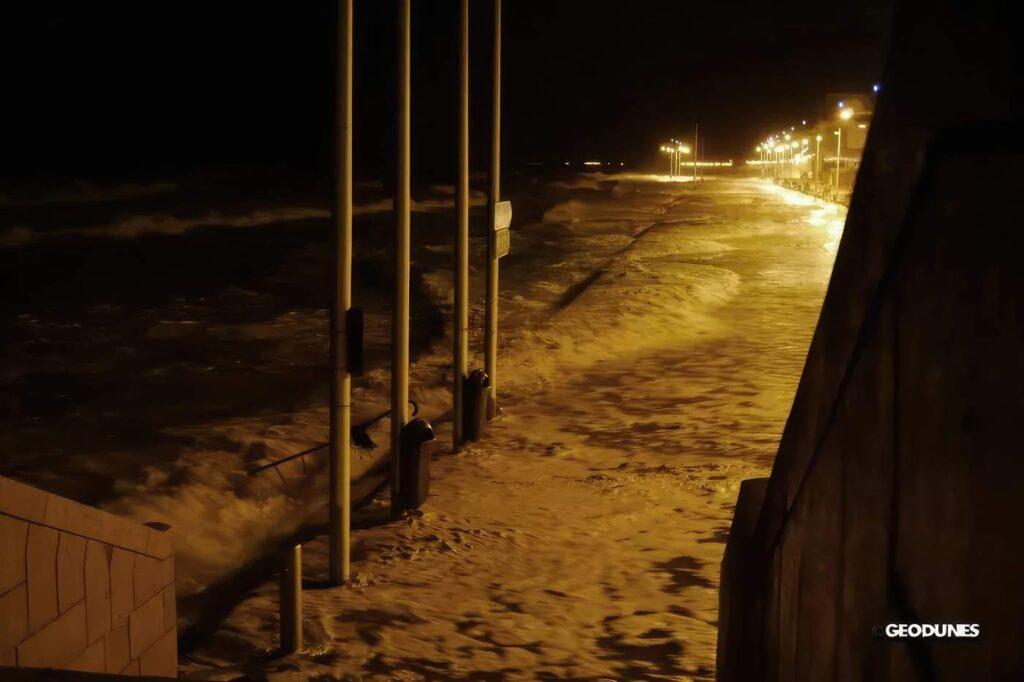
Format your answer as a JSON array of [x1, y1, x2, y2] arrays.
[[0, 476, 176, 678]]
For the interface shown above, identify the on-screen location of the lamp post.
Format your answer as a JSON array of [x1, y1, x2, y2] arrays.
[[815, 134, 822, 184], [835, 106, 853, 192], [834, 129, 842, 190]]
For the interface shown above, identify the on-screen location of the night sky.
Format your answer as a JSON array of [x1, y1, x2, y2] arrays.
[[2, 1, 893, 181]]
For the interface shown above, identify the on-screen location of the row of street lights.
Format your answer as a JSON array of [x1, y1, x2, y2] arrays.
[[659, 140, 691, 176], [753, 102, 860, 191]]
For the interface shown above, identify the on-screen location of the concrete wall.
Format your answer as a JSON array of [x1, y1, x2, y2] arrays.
[[717, 0, 1023, 679], [0, 476, 176, 678]]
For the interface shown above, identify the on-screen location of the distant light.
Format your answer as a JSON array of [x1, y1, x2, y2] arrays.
[[583, 161, 602, 166], [619, 162, 625, 167], [564, 161, 571, 166], [873, 84, 880, 92], [801, 120, 807, 126], [839, 108, 854, 121], [816, 134, 823, 141], [838, 101, 845, 108], [790, 126, 795, 131], [858, 123, 867, 129]]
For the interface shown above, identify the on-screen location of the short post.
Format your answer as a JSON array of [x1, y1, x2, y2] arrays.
[[280, 544, 302, 654]]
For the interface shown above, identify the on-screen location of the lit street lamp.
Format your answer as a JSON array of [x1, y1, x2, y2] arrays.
[[815, 134, 822, 183]]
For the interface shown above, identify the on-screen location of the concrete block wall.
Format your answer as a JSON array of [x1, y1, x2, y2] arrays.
[[0, 476, 176, 678]]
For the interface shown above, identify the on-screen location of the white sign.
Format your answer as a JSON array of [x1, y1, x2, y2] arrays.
[[494, 201, 512, 231]]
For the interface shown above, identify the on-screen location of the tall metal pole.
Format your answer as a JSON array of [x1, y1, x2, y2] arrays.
[[392, 0, 411, 503], [693, 123, 698, 188], [484, 0, 501, 420], [329, 0, 353, 586], [816, 137, 821, 183], [835, 128, 842, 190], [453, 0, 470, 449]]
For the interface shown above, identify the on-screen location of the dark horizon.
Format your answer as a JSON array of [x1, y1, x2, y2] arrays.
[[2, 1, 892, 182]]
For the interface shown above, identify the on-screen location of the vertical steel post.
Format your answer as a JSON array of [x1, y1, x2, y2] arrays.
[[279, 544, 302, 653], [453, 0, 470, 448], [693, 123, 698, 188], [329, 0, 354, 585], [392, 0, 411, 505], [484, 0, 501, 420], [835, 128, 842, 190]]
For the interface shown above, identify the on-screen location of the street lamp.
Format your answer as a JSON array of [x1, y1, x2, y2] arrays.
[[815, 134, 823, 183], [834, 129, 842, 190]]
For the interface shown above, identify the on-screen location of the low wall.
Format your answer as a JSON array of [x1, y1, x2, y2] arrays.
[[0, 476, 176, 678]]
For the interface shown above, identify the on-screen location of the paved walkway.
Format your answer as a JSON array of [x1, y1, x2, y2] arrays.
[[185, 175, 843, 681]]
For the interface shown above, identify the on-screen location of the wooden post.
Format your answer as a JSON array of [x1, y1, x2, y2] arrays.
[[484, 0, 501, 421], [280, 544, 302, 653], [453, 0, 470, 449], [392, 0, 412, 507], [329, 0, 354, 587]]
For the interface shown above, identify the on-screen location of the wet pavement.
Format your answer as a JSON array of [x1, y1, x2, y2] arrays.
[[184, 174, 844, 680]]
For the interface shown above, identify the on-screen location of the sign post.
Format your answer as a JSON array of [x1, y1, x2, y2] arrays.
[[485, 0, 502, 421]]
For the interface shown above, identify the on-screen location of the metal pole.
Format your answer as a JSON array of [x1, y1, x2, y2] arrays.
[[453, 0, 470, 449], [484, 0, 501, 420], [392, 0, 411, 504], [279, 544, 302, 654], [835, 128, 841, 190], [816, 138, 821, 184], [693, 123, 698, 187], [329, 0, 354, 585]]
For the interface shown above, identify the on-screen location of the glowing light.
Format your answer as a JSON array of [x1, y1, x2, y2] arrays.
[[816, 134, 823, 142], [583, 161, 602, 166], [839, 108, 854, 121], [873, 84, 880, 92], [857, 123, 867, 129]]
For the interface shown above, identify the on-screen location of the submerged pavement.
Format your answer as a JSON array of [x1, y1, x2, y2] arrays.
[[185, 174, 844, 680]]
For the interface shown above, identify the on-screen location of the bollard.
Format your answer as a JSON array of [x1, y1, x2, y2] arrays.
[[463, 369, 490, 442], [280, 544, 302, 654], [393, 418, 436, 514]]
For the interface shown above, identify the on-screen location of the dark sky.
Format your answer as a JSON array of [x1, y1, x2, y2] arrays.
[[1, 1, 892, 181]]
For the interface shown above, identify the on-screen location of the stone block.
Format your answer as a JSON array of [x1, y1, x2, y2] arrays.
[[16, 599, 87, 669], [65, 637, 106, 674], [110, 548, 133, 627], [139, 628, 177, 678], [26, 524, 59, 633], [0, 514, 29, 594], [0, 643, 14, 665], [85, 540, 112, 644], [129, 592, 164, 659], [133, 554, 174, 607], [57, 531, 87, 613], [121, 657, 140, 675], [0, 582, 28, 647], [104, 625, 130, 673]]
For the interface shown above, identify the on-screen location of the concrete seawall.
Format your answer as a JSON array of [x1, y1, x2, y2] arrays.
[[1, 476, 176, 678]]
